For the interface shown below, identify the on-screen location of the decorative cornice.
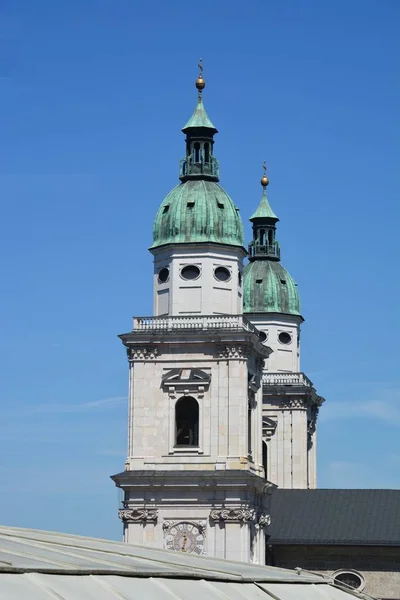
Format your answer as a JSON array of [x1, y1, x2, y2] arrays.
[[161, 368, 211, 398], [210, 508, 256, 523], [118, 508, 158, 523], [127, 347, 158, 361], [216, 345, 250, 359]]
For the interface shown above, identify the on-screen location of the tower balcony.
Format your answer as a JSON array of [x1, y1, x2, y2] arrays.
[[263, 372, 325, 406], [248, 242, 280, 260], [132, 314, 257, 333], [179, 156, 219, 180]]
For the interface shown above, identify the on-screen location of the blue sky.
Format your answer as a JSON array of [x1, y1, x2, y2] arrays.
[[0, 1, 399, 541]]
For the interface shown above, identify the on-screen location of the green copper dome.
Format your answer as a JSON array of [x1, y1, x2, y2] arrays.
[[151, 180, 244, 248], [151, 70, 244, 250], [243, 260, 301, 315], [243, 170, 301, 317]]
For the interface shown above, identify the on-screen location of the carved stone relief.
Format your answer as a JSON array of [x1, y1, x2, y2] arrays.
[[118, 508, 158, 523], [209, 508, 256, 523], [127, 347, 159, 361], [216, 345, 250, 359]]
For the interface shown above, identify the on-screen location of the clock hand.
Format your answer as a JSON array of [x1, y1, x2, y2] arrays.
[[181, 533, 187, 552]]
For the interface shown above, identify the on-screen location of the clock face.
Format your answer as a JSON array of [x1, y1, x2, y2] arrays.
[[165, 522, 205, 555]]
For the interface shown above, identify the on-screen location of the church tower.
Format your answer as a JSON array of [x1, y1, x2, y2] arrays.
[[112, 65, 272, 564], [243, 166, 324, 489]]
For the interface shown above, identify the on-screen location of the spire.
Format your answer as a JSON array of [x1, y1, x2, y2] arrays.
[[179, 61, 219, 182], [182, 59, 217, 133], [248, 163, 280, 261], [250, 163, 279, 221]]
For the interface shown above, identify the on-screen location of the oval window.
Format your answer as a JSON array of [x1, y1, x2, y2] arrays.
[[181, 265, 201, 280], [333, 571, 364, 591], [214, 266, 231, 282], [278, 331, 292, 345], [158, 267, 170, 283], [259, 331, 268, 342]]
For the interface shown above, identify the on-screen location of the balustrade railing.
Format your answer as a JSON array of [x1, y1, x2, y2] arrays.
[[248, 243, 280, 259], [132, 314, 257, 333], [179, 156, 219, 179], [263, 372, 313, 388]]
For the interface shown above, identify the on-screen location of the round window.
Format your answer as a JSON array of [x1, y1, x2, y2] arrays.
[[181, 265, 201, 280], [278, 331, 292, 345], [158, 267, 170, 283], [333, 571, 364, 591], [259, 331, 268, 343], [214, 266, 231, 282]]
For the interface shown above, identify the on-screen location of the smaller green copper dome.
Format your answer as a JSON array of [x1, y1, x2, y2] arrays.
[[243, 260, 301, 315], [151, 180, 244, 249]]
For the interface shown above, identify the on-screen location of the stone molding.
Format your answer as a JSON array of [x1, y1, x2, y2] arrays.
[[210, 508, 256, 523], [127, 347, 158, 361], [216, 345, 250, 359], [162, 520, 206, 535], [118, 508, 158, 523], [280, 397, 308, 409], [210, 508, 270, 527]]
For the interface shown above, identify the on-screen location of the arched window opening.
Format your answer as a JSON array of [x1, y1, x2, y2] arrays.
[[262, 441, 268, 479], [194, 142, 200, 163], [175, 397, 199, 446], [204, 142, 210, 163], [259, 229, 266, 245], [268, 229, 273, 245]]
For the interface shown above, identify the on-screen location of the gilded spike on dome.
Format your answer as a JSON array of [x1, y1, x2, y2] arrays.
[[261, 161, 269, 188], [195, 58, 205, 94]]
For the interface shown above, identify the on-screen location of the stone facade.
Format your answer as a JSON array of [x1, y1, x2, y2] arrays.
[[112, 318, 273, 563], [269, 545, 400, 599], [152, 243, 245, 317]]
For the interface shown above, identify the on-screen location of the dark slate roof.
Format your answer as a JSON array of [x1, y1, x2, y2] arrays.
[[267, 489, 400, 546]]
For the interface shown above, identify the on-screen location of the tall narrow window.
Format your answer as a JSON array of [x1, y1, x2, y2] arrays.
[[262, 441, 268, 479], [268, 229, 273, 245], [260, 229, 266, 245], [175, 397, 199, 446], [194, 142, 200, 163], [204, 142, 210, 163], [248, 406, 252, 456]]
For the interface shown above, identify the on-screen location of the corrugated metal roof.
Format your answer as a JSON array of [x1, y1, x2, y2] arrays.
[[267, 489, 400, 545], [0, 526, 377, 599]]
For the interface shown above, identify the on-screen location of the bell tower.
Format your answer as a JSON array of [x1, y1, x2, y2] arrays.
[[112, 65, 273, 564], [243, 166, 325, 489]]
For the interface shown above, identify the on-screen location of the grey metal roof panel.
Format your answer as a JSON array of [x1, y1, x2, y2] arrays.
[[0, 525, 321, 581], [267, 489, 400, 545], [0, 526, 378, 599]]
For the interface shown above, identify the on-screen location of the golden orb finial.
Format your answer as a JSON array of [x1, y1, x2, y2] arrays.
[[261, 161, 269, 187], [195, 58, 205, 93]]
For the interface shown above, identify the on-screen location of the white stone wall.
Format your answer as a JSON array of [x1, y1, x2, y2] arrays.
[[264, 404, 310, 488], [246, 314, 302, 372], [115, 332, 270, 563], [151, 244, 245, 316], [126, 343, 263, 476]]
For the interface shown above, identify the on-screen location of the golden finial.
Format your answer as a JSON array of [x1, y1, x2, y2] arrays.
[[261, 161, 269, 188], [195, 58, 205, 94]]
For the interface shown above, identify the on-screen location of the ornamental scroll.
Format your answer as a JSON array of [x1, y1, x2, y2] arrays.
[[118, 508, 158, 523]]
